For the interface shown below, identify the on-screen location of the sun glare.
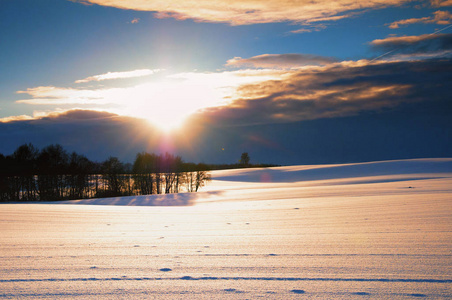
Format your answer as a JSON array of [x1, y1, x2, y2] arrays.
[[116, 71, 251, 131], [124, 80, 223, 131]]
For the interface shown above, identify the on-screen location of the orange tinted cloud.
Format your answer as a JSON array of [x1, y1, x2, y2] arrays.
[[369, 33, 452, 58], [0, 115, 34, 123], [70, 0, 410, 25], [388, 10, 452, 28], [370, 33, 444, 45], [430, 0, 452, 7]]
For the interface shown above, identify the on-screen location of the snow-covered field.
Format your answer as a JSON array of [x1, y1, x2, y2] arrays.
[[1, 158, 451, 299]]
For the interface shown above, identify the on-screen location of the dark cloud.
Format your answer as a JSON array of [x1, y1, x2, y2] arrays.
[[39, 110, 118, 121], [0, 110, 164, 162], [197, 59, 452, 126]]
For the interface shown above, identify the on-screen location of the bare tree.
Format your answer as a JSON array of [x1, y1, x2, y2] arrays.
[[101, 157, 125, 196], [195, 170, 211, 192]]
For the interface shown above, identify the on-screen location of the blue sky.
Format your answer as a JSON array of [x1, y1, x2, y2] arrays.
[[0, 0, 451, 164]]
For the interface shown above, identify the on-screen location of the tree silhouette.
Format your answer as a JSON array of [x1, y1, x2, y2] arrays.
[[68, 152, 93, 199], [133, 152, 157, 195], [13, 143, 39, 170], [101, 156, 125, 196], [0, 144, 212, 202], [12, 144, 39, 201], [37, 144, 69, 200], [240, 152, 250, 167]]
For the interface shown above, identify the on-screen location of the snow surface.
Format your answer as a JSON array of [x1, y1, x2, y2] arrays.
[[1, 158, 451, 299]]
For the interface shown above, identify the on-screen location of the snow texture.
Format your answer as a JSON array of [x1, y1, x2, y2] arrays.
[[0, 158, 451, 299]]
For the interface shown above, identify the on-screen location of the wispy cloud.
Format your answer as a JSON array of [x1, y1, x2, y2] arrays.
[[70, 0, 410, 25], [430, 0, 452, 7], [290, 28, 314, 34], [75, 69, 161, 83], [370, 33, 452, 59], [68, 0, 93, 5], [370, 33, 451, 45], [130, 18, 140, 24], [388, 10, 452, 28], [226, 54, 337, 69], [16, 86, 110, 105], [290, 24, 327, 34]]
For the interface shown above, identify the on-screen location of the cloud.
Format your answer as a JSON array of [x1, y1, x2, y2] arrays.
[[370, 33, 451, 46], [34, 109, 119, 121], [290, 24, 327, 34], [16, 86, 112, 105], [290, 28, 314, 34], [68, 0, 93, 5], [0, 109, 167, 161], [0, 115, 34, 123], [226, 54, 336, 68], [131, 18, 140, 24], [0, 109, 146, 126], [370, 33, 452, 58], [0, 109, 119, 124], [430, 0, 452, 7], [195, 58, 452, 126], [388, 10, 452, 28], [70, 0, 410, 25], [75, 69, 160, 83]]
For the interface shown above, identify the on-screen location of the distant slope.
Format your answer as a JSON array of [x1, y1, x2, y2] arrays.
[[61, 158, 451, 206], [212, 158, 452, 183]]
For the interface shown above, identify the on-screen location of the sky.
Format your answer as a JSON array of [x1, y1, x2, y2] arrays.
[[0, 0, 451, 165]]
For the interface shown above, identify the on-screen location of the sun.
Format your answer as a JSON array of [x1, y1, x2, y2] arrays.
[[123, 78, 228, 131]]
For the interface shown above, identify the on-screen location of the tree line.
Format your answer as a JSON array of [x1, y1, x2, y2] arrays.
[[0, 144, 210, 202], [198, 152, 278, 171]]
